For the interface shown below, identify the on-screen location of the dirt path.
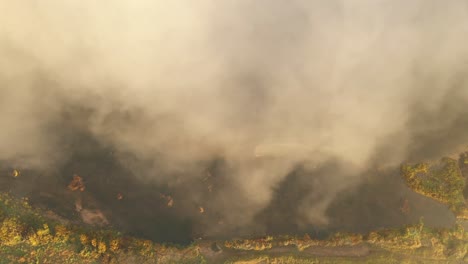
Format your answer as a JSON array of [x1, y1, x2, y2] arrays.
[[301, 244, 370, 257], [198, 242, 372, 263]]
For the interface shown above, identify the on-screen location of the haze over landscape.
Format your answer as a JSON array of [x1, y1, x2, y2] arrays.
[[1, 0, 468, 246]]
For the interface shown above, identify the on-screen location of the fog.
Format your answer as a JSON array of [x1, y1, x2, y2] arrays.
[[1, 1, 468, 238]]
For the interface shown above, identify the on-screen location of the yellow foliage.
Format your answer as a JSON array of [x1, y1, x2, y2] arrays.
[[36, 224, 53, 244], [0, 218, 23, 246], [451, 224, 465, 240], [21, 198, 31, 209], [110, 239, 120, 252], [37, 224, 50, 236], [28, 234, 40, 246], [54, 225, 71, 243], [139, 239, 154, 256], [91, 238, 97, 247], [224, 238, 273, 251], [98, 241, 107, 254], [27, 224, 55, 246], [80, 234, 89, 246]]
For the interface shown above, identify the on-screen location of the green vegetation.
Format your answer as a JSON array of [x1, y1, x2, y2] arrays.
[[401, 158, 467, 218], [224, 254, 445, 264], [221, 219, 468, 262], [0, 193, 202, 263], [2, 190, 467, 263]]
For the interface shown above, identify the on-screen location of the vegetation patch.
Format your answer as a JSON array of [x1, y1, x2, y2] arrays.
[[401, 157, 467, 217], [0, 193, 202, 263]]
